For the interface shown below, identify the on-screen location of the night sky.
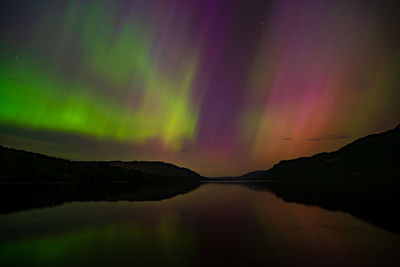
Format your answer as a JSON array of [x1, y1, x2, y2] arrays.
[[1, 0, 399, 176]]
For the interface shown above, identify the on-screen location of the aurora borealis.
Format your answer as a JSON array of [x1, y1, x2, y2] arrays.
[[1, 0, 399, 176]]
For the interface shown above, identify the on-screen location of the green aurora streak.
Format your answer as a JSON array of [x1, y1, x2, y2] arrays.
[[0, 3, 198, 149]]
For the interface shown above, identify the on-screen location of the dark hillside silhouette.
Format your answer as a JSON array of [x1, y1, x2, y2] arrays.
[[261, 124, 400, 233], [1, 125, 399, 232], [0, 145, 201, 182]]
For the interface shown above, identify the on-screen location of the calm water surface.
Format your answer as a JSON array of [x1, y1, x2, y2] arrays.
[[1, 183, 399, 266]]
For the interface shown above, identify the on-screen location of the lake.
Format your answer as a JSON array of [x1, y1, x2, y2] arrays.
[[1, 183, 399, 266]]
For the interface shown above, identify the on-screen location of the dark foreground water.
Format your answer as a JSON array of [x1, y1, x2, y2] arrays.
[[1, 183, 399, 267]]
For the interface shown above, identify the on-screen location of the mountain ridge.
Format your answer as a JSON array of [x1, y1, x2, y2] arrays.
[[263, 123, 400, 181], [1, 124, 399, 182], [0, 145, 201, 182], [260, 123, 400, 233]]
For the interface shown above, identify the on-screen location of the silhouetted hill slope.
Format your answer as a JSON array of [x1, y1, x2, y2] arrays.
[[110, 161, 200, 180], [263, 124, 400, 233], [266, 124, 400, 181], [0, 146, 201, 182]]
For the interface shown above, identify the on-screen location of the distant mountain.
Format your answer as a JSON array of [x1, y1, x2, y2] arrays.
[[238, 170, 268, 179], [0, 145, 201, 182], [213, 170, 268, 181], [263, 124, 400, 233]]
